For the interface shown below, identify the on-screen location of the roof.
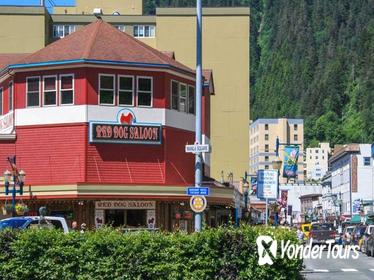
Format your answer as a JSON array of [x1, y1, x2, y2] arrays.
[[0, 54, 29, 70], [8, 20, 194, 75], [329, 144, 361, 164]]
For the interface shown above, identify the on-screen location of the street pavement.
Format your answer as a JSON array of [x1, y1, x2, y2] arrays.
[[303, 251, 374, 280]]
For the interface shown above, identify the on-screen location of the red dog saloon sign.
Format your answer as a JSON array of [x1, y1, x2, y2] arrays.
[[89, 109, 162, 144]]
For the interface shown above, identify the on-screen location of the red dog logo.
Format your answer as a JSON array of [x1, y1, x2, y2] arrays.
[[120, 113, 134, 125]]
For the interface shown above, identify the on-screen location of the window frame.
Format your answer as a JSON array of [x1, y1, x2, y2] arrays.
[[294, 134, 298, 141], [114, 25, 126, 32], [117, 75, 134, 106], [179, 82, 187, 113], [59, 74, 75, 106], [53, 25, 76, 38], [364, 157, 371, 166], [133, 25, 155, 38], [99, 74, 116, 106], [26, 76, 41, 108], [170, 80, 179, 111], [42, 75, 57, 107], [8, 81, 13, 111], [136, 76, 153, 108], [0, 87, 3, 115]]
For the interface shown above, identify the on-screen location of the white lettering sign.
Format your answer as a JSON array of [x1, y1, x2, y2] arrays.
[[95, 200, 156, 209], [185, 144, 210, 153]]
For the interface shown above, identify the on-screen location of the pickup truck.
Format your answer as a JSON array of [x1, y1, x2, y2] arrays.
[[308, 223, 336, 246], [0, 216, 69, 233]]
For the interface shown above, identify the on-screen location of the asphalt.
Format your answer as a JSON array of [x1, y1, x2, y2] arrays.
[[302, 251, 374, 280]]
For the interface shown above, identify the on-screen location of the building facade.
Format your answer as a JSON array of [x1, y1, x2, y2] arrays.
[[330, 144, 374, 218], [0, 2, 250, 182], [305, 142, 330, 181], [249, 118, 304, 184], [0, 20, 238, 231]]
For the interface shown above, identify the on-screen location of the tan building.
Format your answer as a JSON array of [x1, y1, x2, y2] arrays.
[[249, 118, 304, 184], [305, 143, 331, 181], [0, 2, 250, 182]]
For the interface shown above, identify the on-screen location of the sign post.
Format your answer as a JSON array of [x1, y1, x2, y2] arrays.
[[256, 170, 278, 226]]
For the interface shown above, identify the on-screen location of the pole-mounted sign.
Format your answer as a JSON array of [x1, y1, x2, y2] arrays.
[[190, 195, 207, 213], [185, 144, 210, 154]]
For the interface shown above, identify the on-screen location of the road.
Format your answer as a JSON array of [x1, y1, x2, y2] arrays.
[[303, 251, 374, 280]]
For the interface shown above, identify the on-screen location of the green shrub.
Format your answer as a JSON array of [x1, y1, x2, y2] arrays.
[[0, 226, 303, 280]]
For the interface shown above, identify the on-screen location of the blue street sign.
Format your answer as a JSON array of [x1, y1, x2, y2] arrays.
[[187, 187, 210, 196]]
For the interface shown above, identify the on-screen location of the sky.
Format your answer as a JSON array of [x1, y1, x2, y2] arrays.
[[0, 0, 75, 13]]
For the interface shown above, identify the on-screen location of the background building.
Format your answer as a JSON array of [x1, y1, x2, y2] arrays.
[[330, 144, 374, 218], [249, 118, 304, 184], [305, 142, 330, 181], [0, 2, 250, 182]]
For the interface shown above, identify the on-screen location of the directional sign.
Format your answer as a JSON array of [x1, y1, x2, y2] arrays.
[[257, 170, 278, 199], [190, 195, 207, 213], [185, 144, 210, 153], [186, 187, 210, 196]]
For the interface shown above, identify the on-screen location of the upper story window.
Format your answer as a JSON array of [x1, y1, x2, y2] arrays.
[[114, 25, 125, 32], [294, 134, 298, 141], [179, 83, 187, 113], [53, 25, 76, 38], [8, 82, 13, 111], [265, 124, 269, 130], [171, 81, 179, 110], [137, 77, 152, 107], [0, 88, 2, 115], [265, 134, 269, 141], [364, 157, 371, 166], [265, 144, 269, 152], [26, 77, 40, 107], [294, 124, 298, 131], [133, 25, 155, 38], [60, 74, 74, 105], [188, 86, 195, 114], [118, 76, 134, 106], [43, 76, 57, 106], [99, 74, 115, 105]]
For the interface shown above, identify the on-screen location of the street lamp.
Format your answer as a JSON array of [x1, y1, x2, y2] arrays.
[[243, 179, 249, 217], [272, 156, 282, 225]]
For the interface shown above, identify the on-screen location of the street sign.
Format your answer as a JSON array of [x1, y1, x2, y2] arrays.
[[257, 170, 278, 199], [186, 187, 210, 196], [185, 144, 210, 153], [190, 195, 207, 213]]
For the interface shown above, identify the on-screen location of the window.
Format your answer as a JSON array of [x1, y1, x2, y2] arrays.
[[294, 134, 298, 141], [118, 76, 134, 106], [265, 156, 269, 162], [60, 74, 74, 105], [265, 165, 269, 170], [315, 156, 318, 160], [171, 81, 179, 110], [179, 83, 187, 112], [364, 157, 371, 166], [188, 86, 195, 114], [137, 77, 152, 107], [114, 25, 125, 32], [8, 82, 13, 111], [133, 25, 155, 38], [0, 88, 2, 115], [265, 124, 269, 130], [265, 134, 269, 141], [53, 25, 76, 38], [265, 144, 269, 152], [99, 75, 115, 105], [26, 77, 40, 107], [43, 76, 57, 106], [294, 124, 298, 131]]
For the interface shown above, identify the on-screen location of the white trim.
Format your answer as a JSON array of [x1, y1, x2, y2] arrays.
[[136, 76, 153, 107], [42, 75, 57, 106], [170, 79, 179, 111], [8, 81, 13, 112], [99, 73, 116, 106], [0, 87, 3, 116], [133, 25, 156, 38], [59, 73, 75, 106], [117, 75, 134, 106], [26, 76, 41, 108]]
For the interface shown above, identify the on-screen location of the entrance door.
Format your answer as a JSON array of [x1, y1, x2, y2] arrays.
[[105, 210, 124, 227]]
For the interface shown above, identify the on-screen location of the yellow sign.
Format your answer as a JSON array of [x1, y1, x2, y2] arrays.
[[190, 195, 207, 213]]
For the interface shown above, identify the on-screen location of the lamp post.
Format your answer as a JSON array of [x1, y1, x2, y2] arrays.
[[243, 179, 249, 220], [3, 157, 26, 217], [272, 156, 282, 226]]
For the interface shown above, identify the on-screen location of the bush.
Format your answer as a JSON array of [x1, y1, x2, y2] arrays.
[[0, 226, 303, 280]]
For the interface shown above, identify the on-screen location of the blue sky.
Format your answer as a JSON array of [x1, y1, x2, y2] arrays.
[[0, 0, 75, 13]]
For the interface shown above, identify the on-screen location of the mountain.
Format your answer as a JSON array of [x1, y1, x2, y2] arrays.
[[144, 0, 374, 146]]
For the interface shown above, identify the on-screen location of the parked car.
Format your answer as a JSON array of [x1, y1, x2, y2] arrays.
[[308, 223, 336, 246], [0, 216, 69, 233], [352, 225, 366, 245], [361, 225, 374, 253], [342, 226, 356, 245]]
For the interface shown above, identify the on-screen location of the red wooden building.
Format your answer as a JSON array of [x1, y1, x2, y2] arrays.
[[0, 20, 238, 231]]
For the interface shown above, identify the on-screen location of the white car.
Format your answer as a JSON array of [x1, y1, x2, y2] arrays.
[[0, 216, 69, 233]]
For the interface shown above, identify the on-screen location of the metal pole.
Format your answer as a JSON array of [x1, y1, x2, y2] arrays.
[[12, 175, 16, 217], [194, 0, 203, 232], [265, 198, 268, 226]]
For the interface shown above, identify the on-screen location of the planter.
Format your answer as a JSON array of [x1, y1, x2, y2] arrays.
[[15, 203, 29, 216]]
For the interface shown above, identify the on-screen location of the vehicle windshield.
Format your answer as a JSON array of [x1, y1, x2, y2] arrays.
[[346, 227, 355, 233], [0, 219, 29, 230], [312, 223, 335, 230]]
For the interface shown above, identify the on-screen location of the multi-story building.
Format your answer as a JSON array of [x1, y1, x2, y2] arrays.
[[0, 1, 250, 182], [305, 143, 330, 181], [249, 118, 304, 184], [330, 144, 374, 218]]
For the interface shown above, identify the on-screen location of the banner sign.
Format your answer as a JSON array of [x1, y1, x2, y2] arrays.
[[95, 200, 156, 209], [257, 170, 278, 199], [89, 109, 162, 145], [279, 190, 288, 208], [0, 111, 14, 134], [250, 176, 257, 195], [283, 145, 299, 178]]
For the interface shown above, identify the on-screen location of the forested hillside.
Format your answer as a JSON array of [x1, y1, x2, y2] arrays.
[[144, 0, 374, 146]]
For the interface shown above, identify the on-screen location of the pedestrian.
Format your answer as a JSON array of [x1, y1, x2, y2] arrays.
[[80, 223, 87, 233], [71, 221, 78, 231], [297, 227, 304, 242]]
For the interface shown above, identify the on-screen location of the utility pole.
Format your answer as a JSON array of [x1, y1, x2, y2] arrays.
[[194, 0, 203, 232]]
